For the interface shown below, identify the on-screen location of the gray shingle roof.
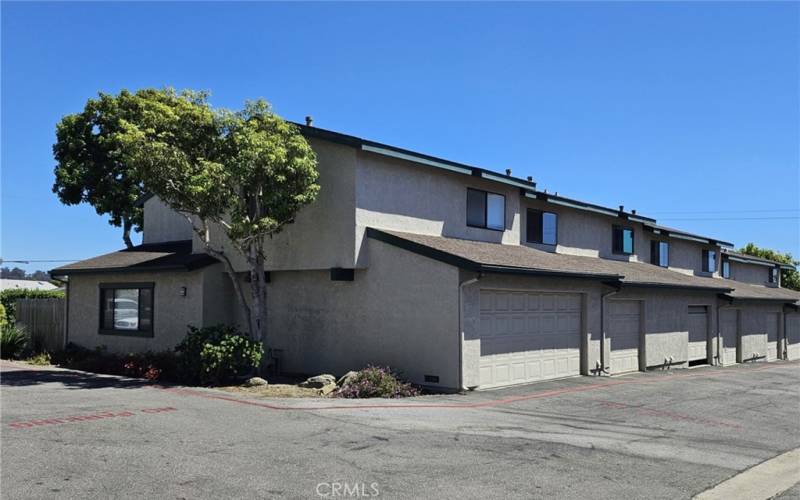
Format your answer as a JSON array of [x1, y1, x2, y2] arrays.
[[367, 228, 733, 292], [724, 280, 800, 303], [50, 240, 217, 276], [723, 249, 796, 270]]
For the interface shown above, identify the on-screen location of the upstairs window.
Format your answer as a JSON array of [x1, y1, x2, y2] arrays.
[[650, 240, 669, 267], [99, 283, 154, 335], [527, 209, 558, 245], [702, 249, 717, 273], [467, 188, 505, 231], [612, 226, 634, 255], [769, 267, 779, 284], [722, 255, 731, 278]]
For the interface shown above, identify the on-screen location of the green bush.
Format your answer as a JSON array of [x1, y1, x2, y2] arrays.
[[0, 288, 64, 325], [336, 365, 419, 399], [0, 303, 7, 330], [26, 351, 52, 366], [1, 325, 29, 359], [175, 325, 263, 385]]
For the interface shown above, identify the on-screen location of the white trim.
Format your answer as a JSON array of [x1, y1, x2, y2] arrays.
[[668, 232, 710, 244], [728, 255, 776, 268], [628, 215, 652, 224], [524, 191, 538, 199], [546, 198, 618, 217], [480, 172, 533, 190], [361, 144, 473, 175]]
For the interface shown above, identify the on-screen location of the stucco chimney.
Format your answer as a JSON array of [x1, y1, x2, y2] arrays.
[[305, 116, 314, 127]]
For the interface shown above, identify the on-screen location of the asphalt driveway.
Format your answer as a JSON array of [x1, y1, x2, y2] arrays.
[[1, 360, 798, 499]]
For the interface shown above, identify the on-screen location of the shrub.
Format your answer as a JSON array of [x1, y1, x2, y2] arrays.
[[50, 344, 176, 382], [0, 303, 7, 330], [175, 325, 263, 385], [1, 325, 29, 359], [0, 288, 64, 325], [26, 351, 52, 366], [336, 365, 419, 399]]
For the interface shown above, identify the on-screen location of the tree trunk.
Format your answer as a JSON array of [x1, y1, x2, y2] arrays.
[[248, 241, 267, 345], [122, 218, 134, 249]]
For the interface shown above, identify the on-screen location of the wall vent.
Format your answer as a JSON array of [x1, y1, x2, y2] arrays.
[[330, 268, 354, 281], [424, 375, 439, 383]]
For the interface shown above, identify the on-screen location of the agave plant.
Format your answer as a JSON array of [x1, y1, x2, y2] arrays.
[[1, 325, 29, 360]]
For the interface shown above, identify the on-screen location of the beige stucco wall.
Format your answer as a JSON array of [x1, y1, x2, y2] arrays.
[[354, 150, 521, 267], [729, 261, 772, 286], [520, 198, 648, 262], [142, 197, 194, 244], [66, 269, 206, 353], [249, 238, 462, 389], [185, 137, 358, 272]]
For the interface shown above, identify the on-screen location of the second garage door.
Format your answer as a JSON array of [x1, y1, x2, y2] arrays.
[[688, 306, 709, 362], [719, 309, 739, 365], [787, 313, 800, 361], [608, 300, 641, 374], [766, 312, 780, 361], [479, 290, 581, 389]]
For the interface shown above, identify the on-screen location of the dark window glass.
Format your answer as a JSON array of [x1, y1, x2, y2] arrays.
[[769, 267, 778, 284], [466, 188, 486, 228], [651, 241, 669, 267], [527, 209, 557, 245], [722, 256, 730, 278], [467, 188, 505, 231], [486, 193, 505, 230], [702, 250, 716, 273], [100, 284, 154, 333], [613, 226, 634, 255]]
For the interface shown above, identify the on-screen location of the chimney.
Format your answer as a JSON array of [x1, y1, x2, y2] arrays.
[[526, 176, 533, 182], [619, 205, 624, 213], [631, 209, 637, 215], [305, 115, 314, 127], [505, 169, 512, 176]]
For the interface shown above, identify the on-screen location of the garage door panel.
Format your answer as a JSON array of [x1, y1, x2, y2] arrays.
[[720, 309, 738, 365], [787, 314, 800, 361], [608, 300, 641, 374], [688, 307, 708, 362], [480, 290, 581, 389], [766, 313, 779, 361]]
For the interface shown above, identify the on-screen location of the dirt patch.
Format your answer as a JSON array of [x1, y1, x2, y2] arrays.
[[219, 384, 327, 398]]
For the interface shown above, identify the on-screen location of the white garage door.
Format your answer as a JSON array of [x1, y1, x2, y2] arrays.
[[766, 313, 780, 361], [688, 306, 708, 362], [479, 290, 581, 389], [719, 309, 739, 366], [787, 313, 800, 361], [608, 300, 641, 374]]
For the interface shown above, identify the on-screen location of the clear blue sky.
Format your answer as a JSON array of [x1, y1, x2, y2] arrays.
[[2, 2, 798, 273]]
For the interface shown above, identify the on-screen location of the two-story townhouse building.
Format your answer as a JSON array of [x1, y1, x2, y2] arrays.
[[51, 123, 800, 391]]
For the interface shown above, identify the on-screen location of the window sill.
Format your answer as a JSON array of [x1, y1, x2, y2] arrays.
[[467, 224, 505, 232], [99, 329, 154, 338]]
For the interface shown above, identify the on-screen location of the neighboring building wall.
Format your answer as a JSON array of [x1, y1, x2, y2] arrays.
[[354, 150, 522, 267], [66, 270, 204, 353], [786, 312, 800, 360], [142, 197, 193, 244], [520, 199, 648, 261], [259, 238, 461, 389], [729, 261, 772, 286]]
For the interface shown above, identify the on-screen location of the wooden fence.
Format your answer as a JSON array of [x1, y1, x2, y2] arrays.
[[15, 298, 66, 352]]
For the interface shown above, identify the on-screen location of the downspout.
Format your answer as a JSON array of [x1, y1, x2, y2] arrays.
[[458, 273, 481, 391], [64, 278, 70, 349], [715, 301, 721, 366], [599, 285, 620, 376]]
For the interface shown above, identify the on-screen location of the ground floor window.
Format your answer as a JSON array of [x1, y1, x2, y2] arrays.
[[99, 283, 154, 335]]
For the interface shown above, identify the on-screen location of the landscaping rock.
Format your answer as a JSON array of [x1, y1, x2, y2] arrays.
[[243, 377, 269, 387], [318, 382, 337, 396], [337, 370, 358, 387], [300, 374, 336, 389]]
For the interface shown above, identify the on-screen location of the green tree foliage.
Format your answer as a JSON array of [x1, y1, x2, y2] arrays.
[[52, 89, 201, 247], [738, 243, 799, 291]]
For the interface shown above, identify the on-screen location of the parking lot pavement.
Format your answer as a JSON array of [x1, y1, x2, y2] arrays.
[[2, 360, 798, 500]]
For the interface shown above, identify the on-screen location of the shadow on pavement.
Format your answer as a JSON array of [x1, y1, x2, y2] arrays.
[[1, 367, 151, 390]]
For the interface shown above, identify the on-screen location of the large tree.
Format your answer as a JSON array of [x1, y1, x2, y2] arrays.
[[117, 93, 319, 345], [739, 243, 800, 291], [53, 90, 156, 247]]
